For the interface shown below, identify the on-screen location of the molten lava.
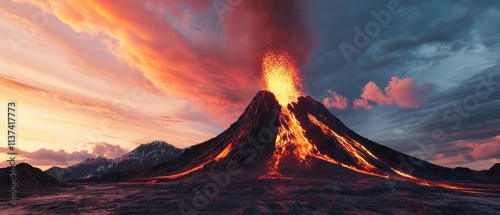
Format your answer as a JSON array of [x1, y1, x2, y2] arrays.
[[260, 50, 383, 179], [308, 113, 378, 170], [146, 143, 234, 182], [262, 51, 301, 106], [261, 51, 311, 178]]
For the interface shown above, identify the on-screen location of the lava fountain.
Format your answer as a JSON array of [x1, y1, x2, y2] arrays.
[[262, 51, 301, 106]]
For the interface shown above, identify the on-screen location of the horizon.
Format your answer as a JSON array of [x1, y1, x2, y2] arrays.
[[1, 0, 499, 172]]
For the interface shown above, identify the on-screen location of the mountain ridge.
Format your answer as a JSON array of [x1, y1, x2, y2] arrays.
[[46, 141, 183, 181]]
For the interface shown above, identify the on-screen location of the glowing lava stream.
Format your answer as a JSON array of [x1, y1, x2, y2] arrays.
[[308, 112, 488, 192], [146, 143, 234, 181], [308, 113, 378, 170], [390, 167, 496, 194]]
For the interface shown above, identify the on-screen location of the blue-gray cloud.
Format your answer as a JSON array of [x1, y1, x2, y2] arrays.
[[303, 0, 500, 170]]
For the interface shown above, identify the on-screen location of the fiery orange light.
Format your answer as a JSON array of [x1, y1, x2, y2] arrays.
[[214, 143, 233, 162], [262, 107, 320, 178], [151, 161, 210, 180], [391, 167, 489, 193], [145, 143, 234, 182], [262, 51, 301, 106], [260, 51, 319, 178], [391, 168, 417, 179], [260, 50, 390, 179], [308, 113, 379, 170]]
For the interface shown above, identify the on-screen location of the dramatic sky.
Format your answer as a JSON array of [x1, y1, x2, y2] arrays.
[[1, 0, 499, 171]]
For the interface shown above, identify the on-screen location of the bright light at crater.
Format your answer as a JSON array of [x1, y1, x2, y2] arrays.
[[262, 51, 301, 106]]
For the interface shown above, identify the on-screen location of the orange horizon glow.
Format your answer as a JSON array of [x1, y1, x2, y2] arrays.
[[0, 0, 252, 170]]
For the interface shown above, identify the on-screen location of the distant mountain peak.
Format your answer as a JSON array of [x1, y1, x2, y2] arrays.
[[46, 140, 183, 181]]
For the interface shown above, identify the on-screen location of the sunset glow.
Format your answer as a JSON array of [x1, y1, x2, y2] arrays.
[[1, 0, 498, 174]]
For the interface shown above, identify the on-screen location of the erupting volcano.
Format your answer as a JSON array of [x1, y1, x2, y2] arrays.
[[137, 51, 500, 196]]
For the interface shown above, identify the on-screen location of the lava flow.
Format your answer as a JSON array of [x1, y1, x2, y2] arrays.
[[259, 51, 389, 179], [145, 143, 234, 182], [257, 50, 485, 194]]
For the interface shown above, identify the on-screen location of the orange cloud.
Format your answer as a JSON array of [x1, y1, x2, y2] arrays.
[[353, 98, 373, 110], [14, 0, 312, 125], [361, 81, 393, 106], [385, 76, 435, 108], [1, 142, 128, 169], [0, 147, 94, 168], [429, 135, 500, 170], [0, 74, 49, 95], [90, 142, 128, 158], [354, 76, 434, 110], [53, 94, 120, 117], [322, 90, 348, 110]]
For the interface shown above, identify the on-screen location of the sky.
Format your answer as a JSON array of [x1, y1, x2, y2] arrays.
[[0, 0, 499, 171]]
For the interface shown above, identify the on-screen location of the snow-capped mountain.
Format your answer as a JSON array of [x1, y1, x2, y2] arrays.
[[46, 141, 183, 181]]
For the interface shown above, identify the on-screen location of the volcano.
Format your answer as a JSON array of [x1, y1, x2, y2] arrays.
[[137, 52, 498, 193], [140, 90, 498, 189], [5, 54, 500, 215]]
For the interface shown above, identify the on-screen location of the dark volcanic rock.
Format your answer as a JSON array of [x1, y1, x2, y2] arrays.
[[0, 163, 64, 191], [143, 91, 280, 179], [486, 163, 500, 177]]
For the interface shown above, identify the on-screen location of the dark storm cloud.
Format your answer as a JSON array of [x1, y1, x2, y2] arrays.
[[304, 0, 500, 169]]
